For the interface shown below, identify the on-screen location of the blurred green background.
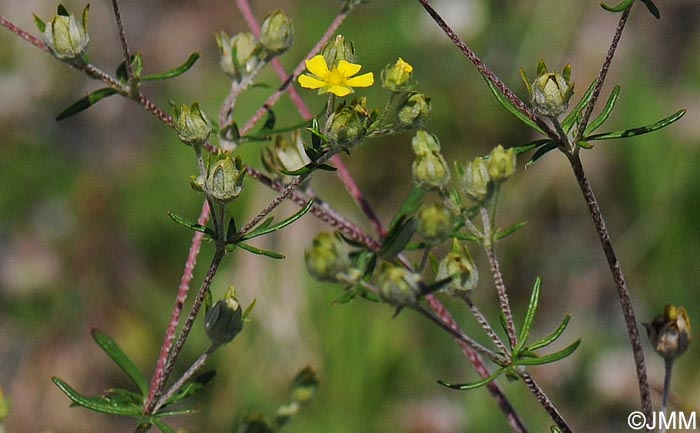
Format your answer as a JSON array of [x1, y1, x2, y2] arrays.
[[1, 0, 699, 432]]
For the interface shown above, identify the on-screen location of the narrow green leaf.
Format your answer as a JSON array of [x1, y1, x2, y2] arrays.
[[586, 109, 686, 141], [168, 212, 215, 237], [576, 140, 593, 149], [152, 418, 177, 433], [452, 232, 480, 243], [379, 216, 417, 260], [142, 53, 200, 81], [499, 311, 514, 349], [165, 371, 215, 406], [437, 367, 506, 391], [33, 14, 46, 33], [242, 200, 314, 240], [495, 221, 527, 240], [257, 108, 276, 134], [512, 139, 552, 156], [241, 118, 313, 141], [155, 408, 198, 417], [641, 0, 660, 18], [105, 388, 143, 406], [92, 330, 148, 396], [483, 78, 545, 135], [514, 339, 581, 366], [52, 377, 142, 416], [390, 187, 425, 229], [515, 277, 542, 354], [562, 79, 598, 132], [584, 85, 621, 136], [56, 88, 119, 121], [527, 314, 572, 352], [57, 4, 70, 16], [280, 165, 312, 176], [238, 242, 285, 259], [526, 142, 558, 167], [600, 0, 634, 13]]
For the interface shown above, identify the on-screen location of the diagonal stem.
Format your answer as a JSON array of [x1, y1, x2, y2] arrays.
[[110, 0, 134, 82], [520, 371, 573, 433]]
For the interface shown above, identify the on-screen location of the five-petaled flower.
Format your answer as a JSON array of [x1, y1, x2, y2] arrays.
[[298, 55, 374, 97]]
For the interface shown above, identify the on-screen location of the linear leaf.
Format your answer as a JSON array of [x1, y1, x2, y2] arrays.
[[242, 200, 314, 240], [52, 377, 142, 416], [512, 139, 552, 156], [168, 212, 215, 237], [437, 367, 506, 390], [495, 221, 527, 240], [390, 187, 425, 229], [483, 78, 544, 135], [238, 242, 285, 259], [164, 371, 215, 406], [142, 53, 200, 81], [514, 339, 581, 366], [92, 329, 148, 396], [56, 88, 118, 121], [584, 85, 621, 136], [527, 314, 572, 352], [152, 418, 177, 433], [515, 277, 542, 354], [585, 109, 686, 141], [562, 79, 598, 132], [526, 141, 558, 167], [600, 0, 634, 12]]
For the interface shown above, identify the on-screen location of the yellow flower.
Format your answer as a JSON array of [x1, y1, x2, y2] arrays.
[[298, 55, 374, 97]]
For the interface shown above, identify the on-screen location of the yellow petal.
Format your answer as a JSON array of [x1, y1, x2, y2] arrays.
[[327, 85, 352, 97], [298, 74, 326, 89], [305, 55, 329, 77], [345, 72, 374, 88], [336, 60, 362, 77]]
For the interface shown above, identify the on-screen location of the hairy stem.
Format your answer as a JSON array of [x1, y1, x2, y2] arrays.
[[567, 153, 652, 426], [660, 358, 673, 433], [520, 371, 573, 433], [466, 297, 510, 358], [110, 0, 134, 85]]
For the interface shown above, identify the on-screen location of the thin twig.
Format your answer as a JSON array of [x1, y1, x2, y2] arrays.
[[567, 153, 652, 426], [0, 16, 47, 50], [466, 298, 510, 358], [110, 0, 134, 82], [660, 359, 673, 433], [520, 371, 573, 433]]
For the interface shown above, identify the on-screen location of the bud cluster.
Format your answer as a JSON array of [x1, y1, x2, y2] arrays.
[[462, 145, 516, 203], [305, 232, 357, 283], [411, 130, 450, 191], [325, 99, 371, 150]]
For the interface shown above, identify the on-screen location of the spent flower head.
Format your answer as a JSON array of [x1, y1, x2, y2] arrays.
[[259, 10, 293, 56], [437, 239, 478, 297], [463, 157, 491, 202], [524, 60, 574, 117], [172, 102, 212, 147], [205, 285, 244, 345], [325, 99, 371, 150], [321, 35, 356, 69], [416, 202, 453, 243], [487, 145, 516, 182], [298, 55, 374, 97], [377, 265, 422, 307], [305, 232, 355, 283], [216, 31, 260, 79], [37, 4, 90, 61], [205, 154, 246, 203], [644, 304, 691, 361], [397, 92, 431, 130], [411, 130, 450, 190]]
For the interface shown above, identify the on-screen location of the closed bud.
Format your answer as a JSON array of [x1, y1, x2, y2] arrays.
[[411, 130, 450, 190], [529, 62, 574, 117], [463, 157, 491, 202], [377, 265, 422, 306], [382, 57, 413, 91], [260, 10, 293, 56], [397, 92, 431, 129], [644, 304, 691, 361], [416, 202, 453, 243], [40, 5, 90, 61], [487, 145, 516, 182], [325, 103, 369, 150], [290, 367, 319, 405], [206, 154, 246, 203], [321, 35, 356, 69], [205, 286, 244, 345], [305, 232, 352, 282], [216, 31, 260, 79], [263, 132, 311, 174], [437, 239, 478, 296], [172, 102, 212, 147]]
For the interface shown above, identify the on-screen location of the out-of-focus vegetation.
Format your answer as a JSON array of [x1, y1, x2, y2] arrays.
[[1, 0, 699, 432]]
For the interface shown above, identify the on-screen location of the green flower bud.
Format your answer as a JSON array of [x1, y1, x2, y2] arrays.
[[382, 57, 413, 91], [216, 31, 260, 79], [416, 202, 453, 243], [40, 4, 90, 61], [321, 35, 356, 69], [437, 239, 478, 296], [487, 145, 516, 182], [260, 10, 293, 56], [305, 232, 352, 282], [411, 130, 450, 190], [397, 92, 431, 129], [263, 132, 311, 174], [377, 265, 422, 306], [528, 62, 574, 117], [205, 286, 244, 345], [325, 103, 369, 150], [206, 154, 246, 203], [172, 102, 212, 147], [644, 304, 691, 361], [463, 157, 491, 202]]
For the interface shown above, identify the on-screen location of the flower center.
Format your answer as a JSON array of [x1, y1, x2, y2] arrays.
[[325, 69, 345, 86]]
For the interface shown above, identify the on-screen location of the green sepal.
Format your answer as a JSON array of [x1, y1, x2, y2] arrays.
[[56, 88, 119, 121], [495, 221, 527, 240], [168, 212, 216, 238], [514, 277, 542, 353], [536, 59, 548, 76], [526, 141, 558, 167], [513, 339, 581, 366], [576, 141, 593, 149], [152, 418, 177, 433], [237, 242, 285, 259], [141, 53, 200, 81], [116, 54, 144, 83], [483, 77, 545, 135], [378, 216, 416, 260], [226, 217, 238, 242], [33, 14, 46, 32], [419, 277, 453, 297], [512, 139, 552, 156], [583, 85, 621, 136], [437, 367, 506, 391], [92, 329, 148, 396], [51, 377, 143, 416], [241, 200, 314, 241], [562, 79, 598, 133], [452, 232, 480, 243], [163, 371, 215, 406], [585, 109, 686, 141], [389, 187, 425, 229], [257, 108, 276, 135], [641, 0, 660, 18], [57, 4, 70, 16], [526, 314, 572, 352], [499, 310, 514, 349]]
